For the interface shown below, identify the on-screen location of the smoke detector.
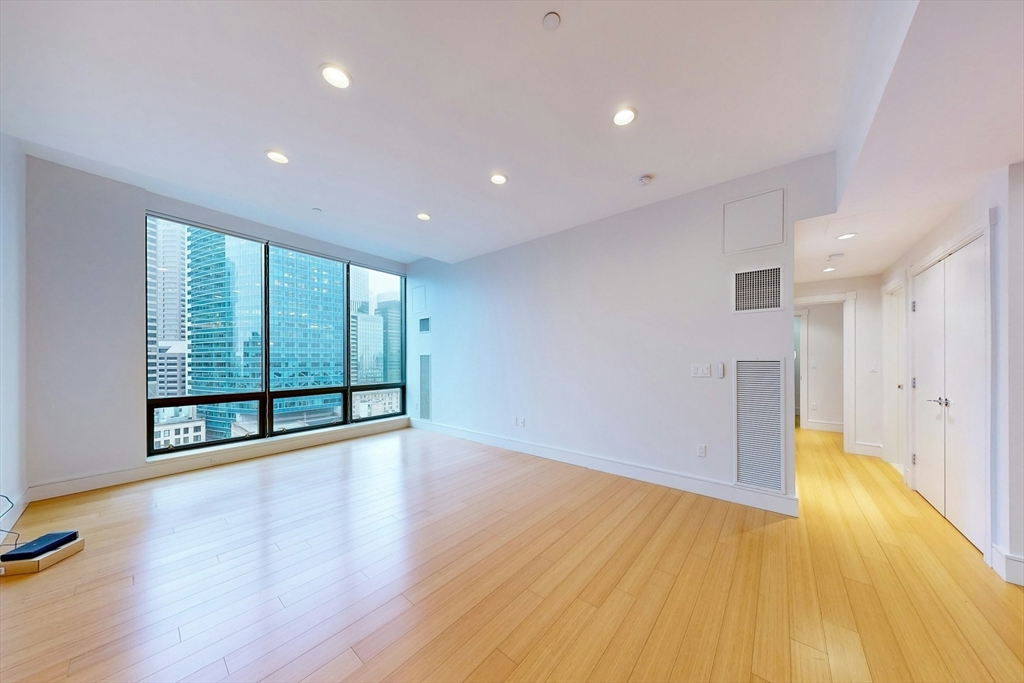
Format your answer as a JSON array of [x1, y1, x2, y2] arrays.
[[637, 175, 653, 187], [543, 12, 560, 31]]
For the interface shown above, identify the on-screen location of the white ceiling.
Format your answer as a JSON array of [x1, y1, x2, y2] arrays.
[[0, 0, 877, 264], [795, 0, 1024, 283]]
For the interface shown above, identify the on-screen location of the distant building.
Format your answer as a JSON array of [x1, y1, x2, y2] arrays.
[[155, 341, 187, 397], [376, 295, 403, 383], [153, 406, 206, 449], [350, 312, 384, 384], [352, 388, 402, 419]]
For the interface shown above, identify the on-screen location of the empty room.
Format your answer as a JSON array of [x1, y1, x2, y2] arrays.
[[0, 2, 1021, 682]]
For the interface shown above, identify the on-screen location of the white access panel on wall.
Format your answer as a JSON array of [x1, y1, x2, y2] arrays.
[[723, 189, 785, 253]]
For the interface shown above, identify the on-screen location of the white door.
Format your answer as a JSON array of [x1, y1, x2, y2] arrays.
[[942, 237, 987, 550], [913, 261, 946, 514]]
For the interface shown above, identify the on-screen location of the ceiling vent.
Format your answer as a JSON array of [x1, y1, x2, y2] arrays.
[[734, 267, 782, 313], [735, 360, 784, 492]]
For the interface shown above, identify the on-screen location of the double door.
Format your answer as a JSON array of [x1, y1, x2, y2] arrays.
[[912, 237, 987, 551]]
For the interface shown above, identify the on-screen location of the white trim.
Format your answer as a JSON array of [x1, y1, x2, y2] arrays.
[[793, 292, 856, 306], [909, 228, 986, 277], [992, 545, 1024, 585], [26, 417, 409, 503], [851, 441, 883, 457], [410, 419, 799, 517], [794, 292, 856, 455], [795, 309, 809, 426], [802, 420, 843, 433]]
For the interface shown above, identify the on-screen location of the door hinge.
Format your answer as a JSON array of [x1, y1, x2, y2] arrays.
[[912, 377, 916, 388], [912, 453, 916, 465], [911, 300, 916, 312]]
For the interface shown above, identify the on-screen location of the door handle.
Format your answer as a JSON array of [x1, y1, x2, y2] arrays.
[[926, 397, 944, 404]]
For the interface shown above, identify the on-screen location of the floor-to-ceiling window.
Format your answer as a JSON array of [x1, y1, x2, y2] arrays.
[[146, 215, 404, 456]]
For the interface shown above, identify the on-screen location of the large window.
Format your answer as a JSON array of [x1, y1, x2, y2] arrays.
[[146, 215, 404, 455]]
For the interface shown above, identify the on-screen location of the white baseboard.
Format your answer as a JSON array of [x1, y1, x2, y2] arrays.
[[992, 545, 1024, 585], [26, 417, 410, 503], [849, 441, 883, 458], [0, 490, 29, 547], [803, 420, 843, 433], [411, 419, 798, 517]]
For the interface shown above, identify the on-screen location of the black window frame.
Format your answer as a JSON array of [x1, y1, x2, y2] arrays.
[[146, 214, 406, 458]]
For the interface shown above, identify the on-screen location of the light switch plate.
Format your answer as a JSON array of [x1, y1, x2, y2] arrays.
[[691, 364, 712, 378]]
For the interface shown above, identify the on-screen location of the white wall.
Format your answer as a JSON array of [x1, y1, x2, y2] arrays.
[[407, 154, 836, 515], [795, 275, 884, 454], [24, 157, 407, 495], [801, 303, 844, 431], [0, 134, 28, 529], [1005, 162, 1023, 577], [882, 167, 1019, 582]]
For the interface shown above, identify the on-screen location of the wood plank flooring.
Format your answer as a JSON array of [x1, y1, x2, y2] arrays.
[[1, 428, 1021, 682]]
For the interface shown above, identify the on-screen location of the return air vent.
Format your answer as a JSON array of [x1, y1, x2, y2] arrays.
[[735, 360, 784, 492], [419, 354, 431, 421], [734, 267, 782, 312]]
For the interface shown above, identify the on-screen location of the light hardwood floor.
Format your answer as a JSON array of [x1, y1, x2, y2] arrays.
[[1, 428, 1021, 683]]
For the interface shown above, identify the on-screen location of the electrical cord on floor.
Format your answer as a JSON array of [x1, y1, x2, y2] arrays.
[[0, 494, 20, 549]]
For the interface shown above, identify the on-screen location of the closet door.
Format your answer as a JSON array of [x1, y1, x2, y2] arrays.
[[943, 237, 987, 550], [913, 261, 946, 514]]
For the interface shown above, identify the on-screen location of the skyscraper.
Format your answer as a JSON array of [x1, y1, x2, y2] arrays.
[[146, 221, 158, 396], [350, 312, 384, 384], [155, 221, 187, 341], [267, 246, 347, 429], [376, 294, 402, 383], [186, 226, 264, 438]]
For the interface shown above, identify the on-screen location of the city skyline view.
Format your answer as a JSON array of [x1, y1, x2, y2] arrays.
[[146, 216, 404, 450]]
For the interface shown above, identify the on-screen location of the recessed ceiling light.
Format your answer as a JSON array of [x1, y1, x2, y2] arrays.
[[837, 233, 857, 240], [321, 64, 351, 89], [613, 107, 637, 126], [266, 150, 289, 164], [416, 213, 431, 221], [823, 267, 836, 272], [542, 12, 561, 31], [491, 174, 507, 185]]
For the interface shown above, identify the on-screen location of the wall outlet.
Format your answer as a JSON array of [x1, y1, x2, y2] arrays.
[[520, 417, 526, 428], [811, 403, 818, 411], [211, 455, 224, 465], [697, 444, 706, 458]]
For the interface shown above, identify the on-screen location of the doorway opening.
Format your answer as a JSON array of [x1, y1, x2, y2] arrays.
[[794, 303, 844, 435]]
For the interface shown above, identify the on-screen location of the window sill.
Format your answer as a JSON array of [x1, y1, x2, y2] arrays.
[[146, 414, 410, 464]]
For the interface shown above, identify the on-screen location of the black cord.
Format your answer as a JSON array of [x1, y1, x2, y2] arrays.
[[0, 494, 21, 549]]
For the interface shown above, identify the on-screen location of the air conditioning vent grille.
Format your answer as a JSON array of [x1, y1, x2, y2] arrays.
[[419, 355, 431, 421], [734, 267, 782, 312], [735, 360, 784, 492]]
